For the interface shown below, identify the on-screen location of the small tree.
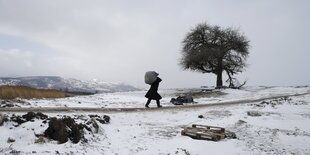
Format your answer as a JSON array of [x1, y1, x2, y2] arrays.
[[180, 23, 250, 88]]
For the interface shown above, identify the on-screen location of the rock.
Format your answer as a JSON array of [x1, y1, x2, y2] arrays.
[[7, 137, 15, 143], [44, 117, 69, 144], [253, 103, 265, 107], [101, 115, 110, 124], [22, 112, 37, 121], [65, 122, 83, 143], [236, 120, 247, 126], [9, 150, 21, 154], [11, 115, 26, 126], [90, 118, 99, 133], [1, 100, 6, 104], [225, 131, 237, 139], [89, 114, 110, 124], [22, 111, 48, 121], [0, 113, 5, 126], [44, 117, 86, 144], [2, 103, 15, 108], [247, 111, 262, 117], [35, 136, 45, 144], [8, 112, 48, 126]]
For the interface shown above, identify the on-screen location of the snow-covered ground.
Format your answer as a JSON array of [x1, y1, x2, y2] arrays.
[[0, 86, 310, 154], [4, 86, 310, 108]]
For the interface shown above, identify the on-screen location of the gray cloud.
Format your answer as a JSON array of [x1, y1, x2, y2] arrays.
[[0, 0, 309, 88]]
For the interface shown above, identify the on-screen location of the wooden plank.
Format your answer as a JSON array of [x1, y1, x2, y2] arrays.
[[182, 132, 215, 141], [192, 124, 225, 133], [181, 128, 224, 141]]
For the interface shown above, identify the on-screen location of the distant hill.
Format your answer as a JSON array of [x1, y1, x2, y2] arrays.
[[0, 76, 140, 93]]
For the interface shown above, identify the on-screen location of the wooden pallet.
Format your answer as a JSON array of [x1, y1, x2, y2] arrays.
[[181, 124, 227, 141], [192, 124, 225, 133]]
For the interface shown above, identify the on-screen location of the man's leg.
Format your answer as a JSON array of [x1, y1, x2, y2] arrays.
[[145, 99, 151, 108], [156, 100, 162, 108]]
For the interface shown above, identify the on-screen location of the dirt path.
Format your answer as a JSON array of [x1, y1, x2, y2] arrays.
[[0, 92, 309, 113]]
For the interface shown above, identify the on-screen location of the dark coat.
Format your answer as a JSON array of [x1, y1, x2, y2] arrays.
[[145, 77, 162, 100]]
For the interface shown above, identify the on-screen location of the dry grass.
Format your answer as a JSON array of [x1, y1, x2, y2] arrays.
[[0, 85, 66, 99]]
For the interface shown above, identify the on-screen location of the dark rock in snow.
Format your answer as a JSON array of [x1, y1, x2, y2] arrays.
[[7, 137, 15, 143], [11, 115, 26, 126], [22, 112, 37, 121], [9, 150, 21, 154], [3, 112, 110, 144], [1, 103, 15, 108], [235, 120, 247, 126], [9, 112, 48, 126], [225, 131, 237, 139], [1, 100, 6, 104], [90, 118, 99, 133], [198, 115, 204, 118], [44, 117, 69, 144], [0, 113, 7, 126], [44, 116, 87, 144], [247, 111, 262, 117], [89, 114, 110, 124], [35, 136, 45, 144], [22, 111, 48, 121]]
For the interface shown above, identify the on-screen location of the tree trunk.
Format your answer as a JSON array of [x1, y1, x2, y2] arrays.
[[216, 58, 223, 88], [216, 70, 223, 88], [226, 70, 234, 87]]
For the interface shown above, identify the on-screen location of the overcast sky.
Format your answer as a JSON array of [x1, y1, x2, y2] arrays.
[[0, 0, 309, 88]]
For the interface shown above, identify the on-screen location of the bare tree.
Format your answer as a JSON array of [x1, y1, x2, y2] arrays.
[[180, 23, 250, 88]]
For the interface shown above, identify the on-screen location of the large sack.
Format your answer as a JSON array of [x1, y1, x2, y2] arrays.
[[144, 71, 159, 85]]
